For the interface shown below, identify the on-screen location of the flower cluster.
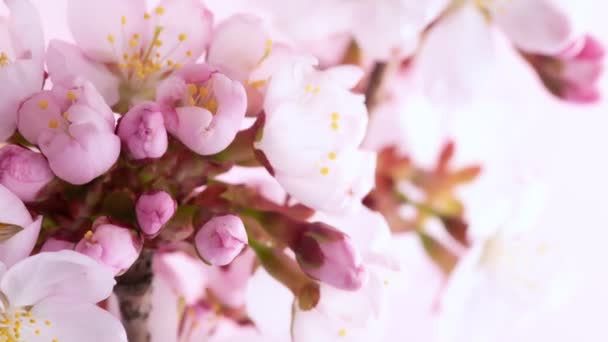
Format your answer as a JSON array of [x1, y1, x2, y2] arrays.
[[0, 0, 603, 341]]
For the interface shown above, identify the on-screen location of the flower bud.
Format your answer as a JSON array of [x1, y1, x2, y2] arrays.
[[194, 214, 248, 266], [0, 144, 54, 202], [136, 191, 176, 237], [40, 237, 75, 252], [118, 102, 168, 159], [527, 35, 604, 103], [293, 222, 366, 291], [75, 219, 142, 275]]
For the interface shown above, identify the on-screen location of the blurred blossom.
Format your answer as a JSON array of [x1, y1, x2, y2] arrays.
[[156, 64, 247, 155], [153, 251, 208, 305], [256, 56, 376, 213], [0, 0, 44, 141], [118, 102, 168, 160], [194, 214, 248, 266], [135, 190, 176, 237], [526, 35, 605, 103], [17, 80, 120, 185], [0, 184, 41, 267], [0, 144, 54, 202], [47, 0, 213, 106], [75, 218, 142, 275]]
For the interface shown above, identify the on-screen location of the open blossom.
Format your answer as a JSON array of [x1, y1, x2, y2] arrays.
[[0, 145, 54, 202], [0, 0, 44, 141], [207, 14, 292, 115], [156, 64, 247, 155], [46, 0, 213, 106], [0, 251, 127, 341], [294, 223, 367, 291], [412, 0, 596, 103], [135, 191, 176, 237], [256, 57, 376, 213], [75, 218, 143, 276], [194, 215, 248, 266], [17, 80, 120, 185], [0, 185, 41, 267], [118, 102, 168, 159]]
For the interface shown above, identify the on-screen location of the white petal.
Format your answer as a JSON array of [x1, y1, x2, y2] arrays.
[[1, 250, 116, 307], [21, 297, 127, 342]]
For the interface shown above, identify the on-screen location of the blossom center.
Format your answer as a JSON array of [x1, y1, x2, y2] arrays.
[[184, 83, 218, 114], [0, 304, 55, 341]]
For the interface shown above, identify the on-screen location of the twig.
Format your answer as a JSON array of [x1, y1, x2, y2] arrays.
[[115, 249, 154, 342]]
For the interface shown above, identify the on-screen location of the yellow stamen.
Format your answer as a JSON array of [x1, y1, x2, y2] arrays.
[[144, 12, 151, 19], [305, 84, 312, 92], [48, 120, 58, 129], [178, 33, 187, 42], [187, 84, 198, 95], [186, 50, 193, 57], [107, 34, 115, 44], [121, 16, 127, 25], [331, 122, 339, 131], [320, 167, 330, 175], [328, 152, 337, 160], [155, 6, 165, 15], [331, 112, 340, 121], [84, 230, 94, 240], [38, 100, 49, 109], [338, 328, 347, 337]]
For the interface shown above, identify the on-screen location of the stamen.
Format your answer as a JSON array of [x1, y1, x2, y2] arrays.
[[107, 34, 115, 44], [155, 6, 165, 15], [38, 100, 49, 110], [320, 167, 330, 175]]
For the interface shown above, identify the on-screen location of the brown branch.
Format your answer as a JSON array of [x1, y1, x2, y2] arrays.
[[115, 249, 154, 342], [364, 61, 399, 113]]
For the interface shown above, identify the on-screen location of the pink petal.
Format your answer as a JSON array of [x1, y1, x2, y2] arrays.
[[67, 0, 147, 63], [153, 0, 213, 65], [46, 40, 121, 106], [4, 0, 44, 62], [17, 90, 63, 144], [1, 250, 116, 307], [493, 0, 575, 55], [0, 216, 41, 267], [0, 59, 43, 140]]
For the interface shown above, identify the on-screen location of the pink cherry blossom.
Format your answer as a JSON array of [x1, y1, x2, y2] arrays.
[[0, 185, 41, 267], [44, 0, 213, 106], [135, 190, 176, 237], [0, 0, 44, 141], [17, 80, 120, 185], [74, 218, 143, 276], [0, 144, 53, 202], [118, 102, 168, 159], [256, 57, 376, 213], [0, 250, 127, 341], [194, 214, 248, 266], [156, 64, 247, 155], [207, 14, 294, 115]]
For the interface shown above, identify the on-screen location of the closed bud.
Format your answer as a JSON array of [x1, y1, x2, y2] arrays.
[[75, 218, 142, 275], [293, 222, 367, 291], [135, 190, 176, 237], [118, 102, 168, 159], [194, 214, 248, 266], [0, 144, 54, 202]]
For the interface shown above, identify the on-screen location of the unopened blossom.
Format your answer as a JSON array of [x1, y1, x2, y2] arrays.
[[0, 145, 54, 202], [135, 191, 176, 237], [40, 238, 75, 253], [0, 0, 44, 141], [17, 80, 120, 185], [207, 14, 292, 114], [294, 222, 367, 291], [75, 218, 143, 275], [291, 206, 398, 341], [526, 35, 605, 103], [118, 102, 168, 159], [47, 0, 213, 106], [0, 251, 127, 341], [0, 185, 41, 267], [156, 64, 247, 155], [256, 57, 376, 213], [194, 214, 248, 266]]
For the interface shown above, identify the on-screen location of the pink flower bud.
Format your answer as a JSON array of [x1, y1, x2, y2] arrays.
[[294, 222, 367, 291], [194, 214, 248, 266], [118, 102, 168, 160], [75, 219, 142, 275], [40, 237, 75, 252], [529, 35, 604, 104], [0, 144, 54, 202], [135, 191, 176, 237]]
